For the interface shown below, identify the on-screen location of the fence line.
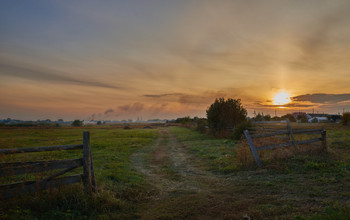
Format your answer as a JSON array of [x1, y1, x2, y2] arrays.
[[0, 131, 96, 199], [244, 120, 327, 167]]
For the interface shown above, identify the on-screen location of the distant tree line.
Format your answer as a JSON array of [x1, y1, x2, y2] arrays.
[[172, 98, 350, 142]]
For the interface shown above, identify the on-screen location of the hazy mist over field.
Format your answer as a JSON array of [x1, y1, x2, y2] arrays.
[[1, 1, 350, 120]]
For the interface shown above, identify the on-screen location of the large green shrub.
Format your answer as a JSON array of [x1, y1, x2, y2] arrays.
[[196, 118, 207, 133], [232, 120, 252, 140], [206, 98, 247, 135]]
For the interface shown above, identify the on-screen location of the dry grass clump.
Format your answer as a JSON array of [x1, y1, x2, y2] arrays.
[[233, 139, 254, 168]]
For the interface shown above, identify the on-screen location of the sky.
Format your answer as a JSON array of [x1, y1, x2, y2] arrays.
[[1, 0, 350, 121]]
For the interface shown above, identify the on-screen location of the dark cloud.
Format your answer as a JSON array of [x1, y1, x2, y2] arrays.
[[90, 102, 171, 120], [292, 93, 350, 104], [0, 61, 120, 89], [143, 93, 182, 98], [178, 94, 215, 105], [104, 108, 114, 114], [143, 91, 229, 106], [257, 102, 314, 108], [118, 102, 144, 112]]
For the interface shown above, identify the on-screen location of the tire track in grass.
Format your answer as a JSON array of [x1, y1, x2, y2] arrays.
[[131, 129, 230, 219], [131, 129, 221, 194]]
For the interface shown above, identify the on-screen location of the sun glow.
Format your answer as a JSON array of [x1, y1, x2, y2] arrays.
[[273, 91, 291, 105]]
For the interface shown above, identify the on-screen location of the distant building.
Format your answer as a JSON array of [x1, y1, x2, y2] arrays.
[[83, 120, 97, 125], [306, 113, 328, 123]]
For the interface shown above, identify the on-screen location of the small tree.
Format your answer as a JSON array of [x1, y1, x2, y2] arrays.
[[72, 120, 83, 127], [297, 114, 309, 123], [206, 98, 247, 135], [281, 114, 296, 122]]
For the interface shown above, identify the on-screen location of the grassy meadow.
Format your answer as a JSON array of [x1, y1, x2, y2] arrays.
[[0, 126, 158, 219], [0, 124, 350, 219]]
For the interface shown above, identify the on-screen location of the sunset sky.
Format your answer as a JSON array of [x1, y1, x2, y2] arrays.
[[1, 1, 350, 121]]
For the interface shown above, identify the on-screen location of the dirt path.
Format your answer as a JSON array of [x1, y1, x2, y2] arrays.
[[131, 129, 232, 219]]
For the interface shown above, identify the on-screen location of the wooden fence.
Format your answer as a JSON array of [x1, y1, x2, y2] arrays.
[[0, 131, 96, 199], [244, 120, 327, 167]]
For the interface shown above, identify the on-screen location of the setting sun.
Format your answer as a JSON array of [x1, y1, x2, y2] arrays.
[[273, 91, 291, 105]]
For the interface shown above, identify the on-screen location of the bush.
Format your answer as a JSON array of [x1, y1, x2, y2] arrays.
[[281, 114, 296, 122], [341, 112, 350, 125], [232, 120, 252, 140], [124, 125, 132, 129], [206, 98, 247, 135], [71, 120, 83, 127], [196, 118, 207, 133], [297, 114, 308, 123]]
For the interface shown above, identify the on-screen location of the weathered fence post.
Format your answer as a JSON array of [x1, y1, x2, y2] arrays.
[[83, 131, 92, 193], [321, 130, 327, 152], [90, 151, 97, 193], [244, 130, 262, 167], [286, 119, 297, 151]]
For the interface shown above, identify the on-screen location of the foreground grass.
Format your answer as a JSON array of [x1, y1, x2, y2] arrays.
[[0, 127, 158, 219], [168, 127, 238, 173], [169, 126, 350, 219], [1, 125, 350, 219]]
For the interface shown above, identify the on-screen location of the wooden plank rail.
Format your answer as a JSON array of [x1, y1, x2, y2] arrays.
[[257, 138, 323, 151], [244, 120, 327, 167], [0, 144, 83, 155], [0, 131, 95, 199], [251, 130, 289, 138], [0, 158, 83, 176], [292, 129, 323, 134], [251, 129, 323, 138]]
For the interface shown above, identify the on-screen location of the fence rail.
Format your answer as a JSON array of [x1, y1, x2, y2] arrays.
[[244, 120, 327, 167], [0, 131, 96, 199], [0, 144, 83, 154]]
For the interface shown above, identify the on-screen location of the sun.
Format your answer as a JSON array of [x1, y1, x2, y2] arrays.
[[273, 91, 291, 105]]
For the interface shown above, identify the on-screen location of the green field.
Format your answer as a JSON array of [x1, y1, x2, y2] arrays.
[[1, 125, 350, 219]]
